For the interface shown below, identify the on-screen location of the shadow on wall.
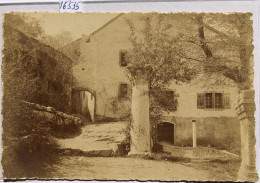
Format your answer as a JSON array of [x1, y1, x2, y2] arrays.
[[71, 90, 95, 123]]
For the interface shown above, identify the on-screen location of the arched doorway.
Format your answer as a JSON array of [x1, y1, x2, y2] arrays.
[[158, 122, 174, 144], [72, 90, 95, 122]]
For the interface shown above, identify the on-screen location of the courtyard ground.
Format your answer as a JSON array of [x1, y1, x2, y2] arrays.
[[48, 122, 241, 181]]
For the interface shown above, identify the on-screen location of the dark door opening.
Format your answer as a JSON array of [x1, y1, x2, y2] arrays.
[[158, 122, 174, 144]]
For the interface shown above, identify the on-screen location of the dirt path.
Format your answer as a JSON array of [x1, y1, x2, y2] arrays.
[[50, 156, 209, 181], [50, 123, 239, 181], [57, 122, 127, 152]]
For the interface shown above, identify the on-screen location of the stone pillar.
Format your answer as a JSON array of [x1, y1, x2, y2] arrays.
[[128, 71, 151, 155], [236, 90, 258, 182]]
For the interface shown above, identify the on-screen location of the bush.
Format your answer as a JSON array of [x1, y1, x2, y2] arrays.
[[2, 101, 60, 179]]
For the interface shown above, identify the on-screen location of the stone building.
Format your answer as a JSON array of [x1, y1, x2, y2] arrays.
[[69, 13, 240, 148], [3, 24, 73, 113]]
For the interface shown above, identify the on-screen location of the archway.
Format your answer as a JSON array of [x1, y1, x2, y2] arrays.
[[158, 122, 174, 144], [71, 90, 95, 122]]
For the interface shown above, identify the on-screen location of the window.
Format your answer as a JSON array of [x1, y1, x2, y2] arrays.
[[215, 93, 223, 109], [205, 93, 213, 108], [167, 91, 174, 98], [197, 92, 230, 109], [165, 90, 174, 100], [119, 50, 127, 67], [119, 83, 128, 98]]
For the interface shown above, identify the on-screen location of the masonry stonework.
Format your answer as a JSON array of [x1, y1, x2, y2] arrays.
[[236, 90, 258, 182], [129, 71, 151, 154]]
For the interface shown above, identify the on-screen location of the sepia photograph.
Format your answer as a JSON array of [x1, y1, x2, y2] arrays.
[[1, 11, 258, 181]]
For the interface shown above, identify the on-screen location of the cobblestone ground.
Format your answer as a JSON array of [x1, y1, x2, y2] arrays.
[[49, 156, 209, 181]]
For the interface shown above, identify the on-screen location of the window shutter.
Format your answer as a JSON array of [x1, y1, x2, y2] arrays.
[[223, 93, 231, 109], [197, 93, 205, 109]]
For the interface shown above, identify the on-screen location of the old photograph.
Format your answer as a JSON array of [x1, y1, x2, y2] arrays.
[[1, 12, 258, 181]]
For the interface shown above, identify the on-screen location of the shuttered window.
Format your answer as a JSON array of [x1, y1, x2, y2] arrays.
[[197, 92, 230, 109]]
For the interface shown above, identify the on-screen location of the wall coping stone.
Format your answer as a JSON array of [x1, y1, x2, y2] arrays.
[[22, 101, 82, 125]]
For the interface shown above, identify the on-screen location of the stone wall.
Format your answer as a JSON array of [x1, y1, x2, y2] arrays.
[[163, 116, 240, 148], [23, 101, 82, 126]]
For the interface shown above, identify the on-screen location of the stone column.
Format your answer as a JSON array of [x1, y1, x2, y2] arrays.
[[128, 70, 151, 155], [236, 90, 258, 182], [192, 120, 197, 148]]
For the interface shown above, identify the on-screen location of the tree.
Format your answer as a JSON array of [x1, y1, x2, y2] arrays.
[[185, 13, 253, 90], [125, 14, 197, 146], [2, 13, 73, 178], [42, 31, 74, 51], [125, 13, 254, 146]]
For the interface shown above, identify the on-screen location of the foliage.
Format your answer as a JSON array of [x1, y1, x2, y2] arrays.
[[42, 31, 74, 51], [173, 13, 254, 89], [3, 13, 73, 112], [2, 13, 73, 178], [125, 13, 253, 146], [125, 14, 196, 145]]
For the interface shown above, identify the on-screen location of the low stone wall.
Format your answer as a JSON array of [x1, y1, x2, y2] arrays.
[[23, 101, 82, 126], [163, 116, 240, 149]]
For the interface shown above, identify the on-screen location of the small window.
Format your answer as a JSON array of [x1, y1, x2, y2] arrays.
[[165, 90, 174, 100], [119, 83, 128, 98], [119, 51, 127, 67]]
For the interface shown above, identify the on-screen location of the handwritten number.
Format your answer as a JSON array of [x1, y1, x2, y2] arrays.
[[60, 1, 63, 9], [67, 0, 71, 9], [60, 0, 80, 11], [75, 2, 80, 10], [63, 1, 68, 9]]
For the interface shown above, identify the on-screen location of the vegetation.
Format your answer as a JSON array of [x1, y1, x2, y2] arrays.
[[2, 13, 73, 178], [125, 14, 197, 146], [125, 12, 253, 148]]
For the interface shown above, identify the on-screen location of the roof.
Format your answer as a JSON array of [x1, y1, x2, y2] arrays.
[[11, 25, 73, 64], [90, 13, 124, 37]]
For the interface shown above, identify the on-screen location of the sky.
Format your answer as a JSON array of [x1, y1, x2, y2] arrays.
[[26, 12, 118, 40]]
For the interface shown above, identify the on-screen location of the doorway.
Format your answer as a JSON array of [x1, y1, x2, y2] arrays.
[[158, 122, 174, 144]]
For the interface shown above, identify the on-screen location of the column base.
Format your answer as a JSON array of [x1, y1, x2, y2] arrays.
[[127, 150, 151, 156], [237, 164, 258, 182]]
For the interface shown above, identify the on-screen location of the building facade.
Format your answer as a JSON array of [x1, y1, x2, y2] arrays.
[[71, 13, 240, 148]]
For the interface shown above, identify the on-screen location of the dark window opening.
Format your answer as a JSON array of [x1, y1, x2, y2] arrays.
[[120, 51, 127, 67], [205, 93, 213, 109], [215, 93, 223, 109], [119, 83, 128, 98], [166, 90, 174, 99]]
